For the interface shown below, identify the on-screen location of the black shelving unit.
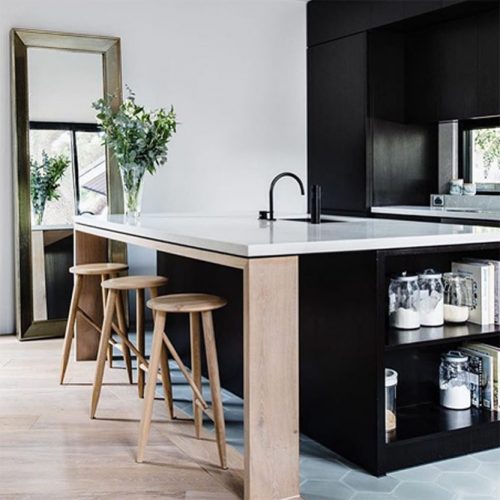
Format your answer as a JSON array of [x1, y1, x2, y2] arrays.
[[299, 242, 500, 476]]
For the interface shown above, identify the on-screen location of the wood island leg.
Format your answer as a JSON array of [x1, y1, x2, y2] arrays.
[[243, 256, 300, 500], [74, 230, 108, 361]]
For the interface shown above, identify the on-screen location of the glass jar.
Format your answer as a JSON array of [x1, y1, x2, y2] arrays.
[[418, 269, 444, 327], [443, 273, 473, 324], [388, 273, 420, 330], [439, 350, 471, 410], [385, 369, 398, 433]]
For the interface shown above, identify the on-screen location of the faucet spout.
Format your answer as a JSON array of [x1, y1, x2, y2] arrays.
[[262, 172, 305, 221]]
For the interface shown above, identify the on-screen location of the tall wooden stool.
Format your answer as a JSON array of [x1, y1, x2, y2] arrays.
[[137, 293, 228, 469], [60, 262, 131, 385], [90, 275, 171, 419]]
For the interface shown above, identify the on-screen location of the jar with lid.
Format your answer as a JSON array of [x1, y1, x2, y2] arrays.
[[439, 350, 471, 410], [388, 273, 420, 330], [418, 269, 444, 327], [443, 273, 473, 324], [385, 369, 398, 434]]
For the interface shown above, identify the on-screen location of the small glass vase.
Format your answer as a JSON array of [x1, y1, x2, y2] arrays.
[[120, 163, 147, 219]]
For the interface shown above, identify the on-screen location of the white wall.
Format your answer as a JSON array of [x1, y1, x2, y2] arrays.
[[0, 0, 307, 334]]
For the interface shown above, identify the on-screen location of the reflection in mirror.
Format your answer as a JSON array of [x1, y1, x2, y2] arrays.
[[27, 48, 104, 323]]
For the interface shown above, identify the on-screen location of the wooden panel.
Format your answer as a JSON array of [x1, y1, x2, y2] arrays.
[[243, 257, 300, 500], [74, 230, 108, 360], [308, 34, 368, 214]]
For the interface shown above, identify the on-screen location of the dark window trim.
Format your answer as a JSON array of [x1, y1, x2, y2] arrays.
[[29, 121, 103, 214], [459, 117, 500, 193]]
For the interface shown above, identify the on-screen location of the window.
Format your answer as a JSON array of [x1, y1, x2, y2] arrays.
[[29, 122, 107, 226], [461, 118, 500, 192]]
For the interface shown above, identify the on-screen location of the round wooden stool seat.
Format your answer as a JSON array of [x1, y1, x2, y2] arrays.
[[147, 293, 227, 313], [69, 262, 128, 276], [102, 275, 168, 291]]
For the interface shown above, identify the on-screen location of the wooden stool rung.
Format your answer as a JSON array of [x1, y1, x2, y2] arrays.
[[194, 399, 215, 422], [162, 331, 208, 410]]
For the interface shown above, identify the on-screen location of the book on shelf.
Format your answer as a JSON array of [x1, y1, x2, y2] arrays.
[[452, 261, 491, 325], [466, 343, 500, 411], [463, 258, 500, 325], [461, 347, 485, 409]]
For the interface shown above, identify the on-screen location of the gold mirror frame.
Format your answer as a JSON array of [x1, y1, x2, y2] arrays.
[[11, 28, 125, 340]]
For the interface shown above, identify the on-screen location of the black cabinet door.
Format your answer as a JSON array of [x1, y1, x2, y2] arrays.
[[477, 9, 500, 117], [308, 34, 368, 214], [438, 16, 477, 120]]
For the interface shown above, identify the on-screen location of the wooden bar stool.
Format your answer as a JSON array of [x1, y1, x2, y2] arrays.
[[137, 293, 228, 469], [60, 262, 131, 385], [90, 275, 172, 419]]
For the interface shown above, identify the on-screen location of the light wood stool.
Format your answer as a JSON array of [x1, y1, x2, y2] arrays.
[[137, 293, 228, 469], [90, 275, 171, 419], [60, 262, 131, 385]]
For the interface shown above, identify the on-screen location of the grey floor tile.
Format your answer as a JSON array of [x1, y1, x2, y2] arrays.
[[352, 494, 398, 500], [393, 481, 455, 500], [437, 472, 494, 497], [390, 464, 441, 482], [302, 479, 354, 500], [473, 449, 500, 464], [436, 455, 480, 472], [342, 471, 399, 493], [301, 456, 349, 481], [476, 463, 500, 485]]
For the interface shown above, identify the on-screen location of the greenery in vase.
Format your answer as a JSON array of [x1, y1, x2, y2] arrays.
[[92, 87, 177, 214], [30, 151, 70, 225]]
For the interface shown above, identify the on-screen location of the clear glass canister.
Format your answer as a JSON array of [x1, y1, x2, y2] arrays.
[[388, 273, 420, 330], [439, 350, 471, 410], [385, 369, 398, 433], [443, 273, 473, 324], [418, 269, 444, 327]]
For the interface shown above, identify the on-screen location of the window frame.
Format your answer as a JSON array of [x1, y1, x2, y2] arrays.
[[460, 117, 500, 193], [29, 121, 103, 215]]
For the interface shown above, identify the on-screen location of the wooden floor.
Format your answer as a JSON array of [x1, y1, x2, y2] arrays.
[[0, 335, 243, 499]]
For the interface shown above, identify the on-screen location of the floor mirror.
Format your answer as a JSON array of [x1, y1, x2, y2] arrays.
[[11, 29, 125, 340]]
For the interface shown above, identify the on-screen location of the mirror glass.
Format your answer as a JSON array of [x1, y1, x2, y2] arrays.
[[27, 48, 104, 322]]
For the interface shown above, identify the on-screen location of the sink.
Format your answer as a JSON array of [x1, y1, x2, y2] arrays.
[[282, 218, 343, 223]]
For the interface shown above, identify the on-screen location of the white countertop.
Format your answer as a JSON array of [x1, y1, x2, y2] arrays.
[[74, 213, 500, 257], [372, 205, 500, 222]]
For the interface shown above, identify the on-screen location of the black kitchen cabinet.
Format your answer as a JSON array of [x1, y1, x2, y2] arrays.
[[308, 33, 369, 214], [439, 16, 478, 120], [477, 10, 500, 117]]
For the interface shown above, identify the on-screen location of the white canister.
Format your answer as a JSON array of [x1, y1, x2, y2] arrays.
[[439, 351, 471, 410], [388, 274, 420, 330], [418, 269, 444, 327]]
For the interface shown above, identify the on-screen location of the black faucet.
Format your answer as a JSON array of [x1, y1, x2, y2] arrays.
[[259, 172, 305, 221]]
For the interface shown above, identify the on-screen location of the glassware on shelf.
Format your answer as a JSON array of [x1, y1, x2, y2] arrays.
[[385, 368, 398, 435], [443, 273, 473, 324], [418, 269, 444, 327], [439, 350, 471, 410], [388, 273, 420, 330]]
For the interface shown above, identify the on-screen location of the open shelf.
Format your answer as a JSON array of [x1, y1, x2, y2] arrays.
[[386, 323, 500, 351], [387, 402, 500, 444]]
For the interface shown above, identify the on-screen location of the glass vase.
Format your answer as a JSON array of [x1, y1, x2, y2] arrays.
[[120, 163, 146, 219]]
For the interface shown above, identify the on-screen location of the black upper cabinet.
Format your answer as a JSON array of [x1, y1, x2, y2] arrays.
[[438, 16, 478, 120], [477, 10, 500, 117], [308, 0, 445, 47], [308, 34, 368, 214]]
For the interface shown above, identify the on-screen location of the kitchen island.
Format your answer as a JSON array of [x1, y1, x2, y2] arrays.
[[73, 214, 500, 497]]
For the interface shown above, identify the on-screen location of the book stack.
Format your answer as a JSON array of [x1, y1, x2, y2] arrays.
[[462, 342, 500, 412], [452, 259, 500, 326]]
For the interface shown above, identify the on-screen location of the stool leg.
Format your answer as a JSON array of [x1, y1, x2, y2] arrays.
[[90, 289, 117, 419], [201, 311, 227, 469], [60, 274, 83, 384], [116, 290, 133, 384], [136, 288, 145, 398], [137, 310, 167, 463], [190, 312, 203, 438], [150, 288, 174, 418], [101, 275, 114, 369]]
